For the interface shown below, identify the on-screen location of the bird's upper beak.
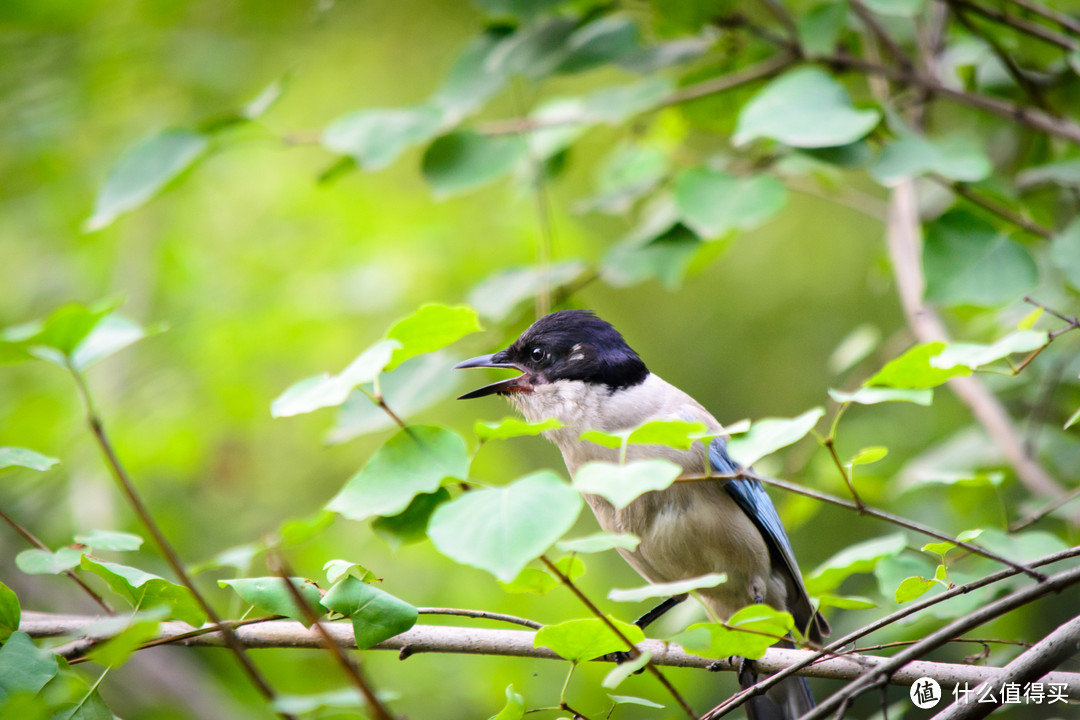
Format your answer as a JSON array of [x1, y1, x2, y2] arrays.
[[454, 352, 532, 399]]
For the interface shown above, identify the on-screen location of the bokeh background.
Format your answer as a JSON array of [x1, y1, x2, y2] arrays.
[[2, 1, 1078, 718]]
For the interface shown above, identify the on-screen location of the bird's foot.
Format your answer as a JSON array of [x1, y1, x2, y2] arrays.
[[601, 651, 647, 674]]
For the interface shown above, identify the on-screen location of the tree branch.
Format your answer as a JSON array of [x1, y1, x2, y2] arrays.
[[939, 0, 1080, 50], [19, 612, 1080, 696], [931, 613, 1080, 719]]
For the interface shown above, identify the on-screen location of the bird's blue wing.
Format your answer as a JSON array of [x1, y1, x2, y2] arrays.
[[708, 437, 807, 598]]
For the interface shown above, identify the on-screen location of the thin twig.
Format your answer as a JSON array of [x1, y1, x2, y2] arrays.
[[1002, 0, 1080, 35], [1009, 485, 1080, 532], [801, 563, 1080, 720], [675, 471, 1047, 580], [270, 554, 397, 720], [0, 506, 113, 614], [539, 555, 699, 720], [929, 175, 1054, 238], [418, 607, 542, 629], [756, 0, 802, 45], [66, 363, 296, 720], [937, 0, 1080, 50], [851, 0, 916, 69]]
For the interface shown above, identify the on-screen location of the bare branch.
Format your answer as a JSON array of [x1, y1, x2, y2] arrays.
[[19, 612, 1080, 696], [938, 0, 1080, 50], [1002, 0, 1080, 36]]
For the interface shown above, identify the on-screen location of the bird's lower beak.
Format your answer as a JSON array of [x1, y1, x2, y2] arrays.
[[454, 354, 532, 399]]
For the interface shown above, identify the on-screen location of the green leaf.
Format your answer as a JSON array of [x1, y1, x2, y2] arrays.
[[70, 314, 163, 371], [218, 577, 324, 627], [673, 605, 792, 660], [602, 224, 702, 290], [1050, 219, 1080, 292], [0, 447, 59, 473], [471, 0, 568, 20], [2, 301, 119, 365], [322, 106, 444, 171], [627, 419, 711, 449], [328, 425, 469, 522], [271, 339, 400, 418], [87, 613, 163, 668], [583, 77, 672, 124], [583, 142, 668, 215], [608, 692, 663, 707], [1018, 158, 1080, 189], [675, 168, 787, 239], [733, 68, 881, 148], [272, 689, 374, 715], [866, 343, 971, 389], [79, 556, 206, 626], [16, 547, 86, 575], [371, 488, 451, 550], [319, 575, 418, 649], [805, 533, 907, 595], [556, 15, 640, 74], [894, 575, 936, 603], [499, 567, 558, 595], [815, 593, 877, 610], [0, 632, 58, 697], [727, 407, 825, 467], [323, 559, 376, 585], [534, 617, 644, 662], [329, 352, 461, 443], [0, 581, 20, 644], [572, 459, 682, 509], [494, 16, 579, 78], [422, 131, 528, 197], [475, 417, 563, 441], [924, 210, 1038, 307], [433, 30, 511, 123], [608, 573, 726, 602], [384, 304, 482, 371], [849, 446, 889, 467], [797, 1, 847, 56], [929, 331, 1048, 371], [603, 652, 653, 689], [828, 387, 933, 406], [242, 78, 286, 120], [428, 470, 582, 582], [556, 532, 640, 554], [468, 262, 587, 322], [922, 528, 983, 557], [872, 133, 991, 186], [491, 684, 526, 720], [827, 323, 881, 375], [578, 430, 625, 449], [85, 128, 209, 231], [862, 0, 924, 16], [1066, 407, 1080, 430], [74, 530, 143, 552]]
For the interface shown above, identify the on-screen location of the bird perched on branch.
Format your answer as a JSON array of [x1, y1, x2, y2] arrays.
[[456, 309, 827, 720]]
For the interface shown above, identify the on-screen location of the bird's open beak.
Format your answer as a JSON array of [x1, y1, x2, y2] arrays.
[[454, 353, 532, 399]]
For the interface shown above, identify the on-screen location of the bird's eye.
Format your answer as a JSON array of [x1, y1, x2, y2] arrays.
[[530, 347, 546, 363]]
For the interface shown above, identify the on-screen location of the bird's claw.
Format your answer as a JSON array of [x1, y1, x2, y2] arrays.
[[602, 650, 646, 673]]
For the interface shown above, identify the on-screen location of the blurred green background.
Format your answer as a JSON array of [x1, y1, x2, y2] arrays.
[[3, 1, 1079, 718]]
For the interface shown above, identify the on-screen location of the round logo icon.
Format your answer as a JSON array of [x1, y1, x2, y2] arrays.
[[910, 677, 942, 709]]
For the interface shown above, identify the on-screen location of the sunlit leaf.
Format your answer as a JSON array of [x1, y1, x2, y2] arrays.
[[219, 577, 324, 627], [87, 612, 163, 668], [428, 471, 582, 582], [675, 168, 787, 239], [434, 29, 512, 123], [475, 417, 562, 441], [499, 566, 558, 595], [493, 16, 579, 78], [534, 616, 644, 662], [322, 106, 444, 171], [0, 447, 59, 473], [242, 78, 285, 120], [0, 581, 20, 644], [872, 133, 991, 186], [270, 340, 399, 417], [572, 459, 682, 509], [608, 573, 726, 602], [727, 407, 824, 467], [602, 652, 652, 689], [328, 426, 469, 522], [815, 593, 876, 610], [468, 262, 588, 323], [556, 532, 640, 554], [384, 304, 482, 371], [322, 559, 376, 585], [1066, 407, 1080, 430], [422, 131, 528, 196], [85, 128, 209, 231], [866, 343, 971, 389], [608, 691, 663, 707], [491, 684, 526, 720], [827, 323, 881, 375], [74, 530, 143, 552], [583, 77, 672, 123], [733, 68, 880, 148], [849, 446, 888, 467], [320, 575, 417, 649], [672, 605, 792, 660], [929, 331, 1048, 370], [805, 533, 907, 595], [797, 1, 847, 56], [80, 556, 205, 626], [70, 314, 164, 370], [15, 547, 86, 575], [894, 575, 936, 603], [272, 689, 372, 715], [829, 387, 933, 406], [921, 528, 983, 557], [924, 210, 1037, 307]]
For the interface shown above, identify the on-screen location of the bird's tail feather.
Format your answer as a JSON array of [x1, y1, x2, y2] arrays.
[[738, 645, 814, 720]]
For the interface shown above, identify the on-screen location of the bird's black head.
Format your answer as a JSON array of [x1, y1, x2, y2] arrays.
[[454, 310, 649, 399]]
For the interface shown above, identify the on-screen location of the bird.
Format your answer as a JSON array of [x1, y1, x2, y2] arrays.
[[455, 309, 828, 720]]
